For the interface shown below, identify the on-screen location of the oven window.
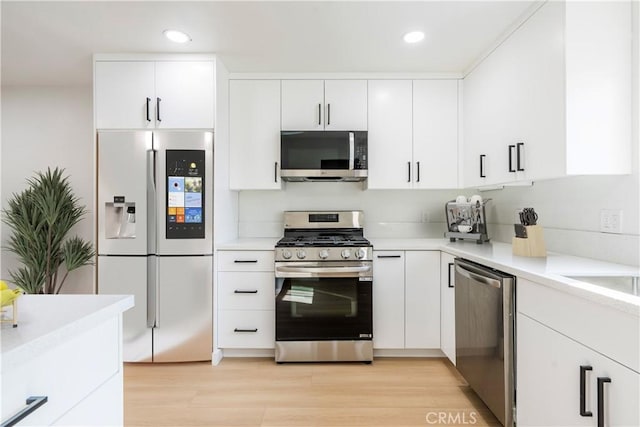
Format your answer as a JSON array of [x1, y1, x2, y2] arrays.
[[276, 277, 372, 341], [281, 132, 350, 170]]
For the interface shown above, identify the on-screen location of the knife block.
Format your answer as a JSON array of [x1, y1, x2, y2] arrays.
[[512, 225, 546, 257]]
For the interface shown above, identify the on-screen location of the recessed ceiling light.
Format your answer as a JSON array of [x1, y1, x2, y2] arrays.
[[403, 31, 425, 44], [163, 29, 191, 43]]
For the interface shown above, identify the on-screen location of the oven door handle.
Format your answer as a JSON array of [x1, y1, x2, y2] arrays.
[[276, 265, 372, 278]]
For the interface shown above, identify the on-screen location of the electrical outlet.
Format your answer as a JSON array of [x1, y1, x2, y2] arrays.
[[421, 211, 430, 223], [600, 209, 623, 234]]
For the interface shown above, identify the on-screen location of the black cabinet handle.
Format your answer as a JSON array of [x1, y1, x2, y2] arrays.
[[1, 396, 48, 427], [318, 104, 321, 126], [416, 161, 421, 183], [234, 290, 258, 294], [234, 260, 258, 263], [597, 377, 611, 427], [156, 97, 162, 122], [580, 365, 593, 417], [234, 328, 258, 333], [407, 161, 411, 182], [327, 103, 331, 125], [508, 145, 516, 172], [377, 255, 401, 259], [146, 97, 151, 122], [448, 262, 454, 288], [480, 154, 486, 178], [274, 162, 278, 183], [517, 142, 525, 171]]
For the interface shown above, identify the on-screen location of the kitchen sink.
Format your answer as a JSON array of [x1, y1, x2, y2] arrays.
[[564, 275, 639, 296]]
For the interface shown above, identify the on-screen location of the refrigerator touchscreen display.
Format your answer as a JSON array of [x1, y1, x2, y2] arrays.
[[166, 150, 205, 239]]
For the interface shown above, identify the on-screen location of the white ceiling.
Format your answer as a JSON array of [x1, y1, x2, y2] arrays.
[[1, 1, 536, 86]]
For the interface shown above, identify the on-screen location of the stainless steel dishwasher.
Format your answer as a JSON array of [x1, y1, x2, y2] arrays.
[[455, 258, 515, 427]]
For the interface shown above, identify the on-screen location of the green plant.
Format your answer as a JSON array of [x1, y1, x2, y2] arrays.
[[2, 167, 95, 294]]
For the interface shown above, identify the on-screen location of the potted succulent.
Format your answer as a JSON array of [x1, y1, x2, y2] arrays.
[[2, 167, 95, 294]]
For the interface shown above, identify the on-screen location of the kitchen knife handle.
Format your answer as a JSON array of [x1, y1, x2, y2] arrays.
[[146, 97, 151, 122], [517, 142, 525, 171], [508, 145, 516, 172], [597, 377, 611, 427], [480, 155, 486, 178], [448, 262, 454, 288], [580, 365, 593, 417], [156, 97, 162, 122]]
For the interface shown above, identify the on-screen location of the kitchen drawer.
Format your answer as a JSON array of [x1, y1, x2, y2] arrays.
[[218, 272, 275, 310], [517, 278, 639, 372], [218, 250, 274, 272], [1, 317, 120, 426], [218, 310, 275, 349]]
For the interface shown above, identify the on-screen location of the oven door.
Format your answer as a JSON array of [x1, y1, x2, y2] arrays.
[[275, 264, 372, 342]]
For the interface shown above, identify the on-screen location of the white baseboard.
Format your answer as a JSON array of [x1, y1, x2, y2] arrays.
[[373, 348, 445, 358]]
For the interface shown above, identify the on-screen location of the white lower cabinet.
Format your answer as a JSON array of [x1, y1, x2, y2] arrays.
[[372, 250, 440, 350], [439, 253, 456, 364], [217, 251, 275, 349], [517, 314, 639, 427]]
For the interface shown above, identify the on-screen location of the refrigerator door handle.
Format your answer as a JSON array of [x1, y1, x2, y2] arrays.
[[147, 147, 157, 255], [147, 256, 157, 328]]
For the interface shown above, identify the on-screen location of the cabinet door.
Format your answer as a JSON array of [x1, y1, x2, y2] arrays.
[[517, 313, 640, 427], [440, 252, 456, 364], [413, 80, 459, 189], [281, 80, 324, 130], [95, 61, 155, 129], [372, 251, 405, 349], [229, 80, 281, 190], [367, 80, 413, 189], [155, 61, 215, 129], [405, 251, 440, 349], [324, 80, 368, 131]]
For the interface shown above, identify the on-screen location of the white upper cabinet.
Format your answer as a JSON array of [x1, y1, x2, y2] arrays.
[[95, 60, 214, 129], [281, 79, 367, 131], [368, 79, 460, 189], [413, 80, 460, 189], [229, 80, 281, 190], [463, 1, 631, 187], [367, 80, 413, 189]]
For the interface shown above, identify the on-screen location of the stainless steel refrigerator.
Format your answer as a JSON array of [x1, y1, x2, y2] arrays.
[[97, 130, 213, 362]]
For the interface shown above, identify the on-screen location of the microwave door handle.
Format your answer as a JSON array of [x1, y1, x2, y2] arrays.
[[349, 132, 355, 170]]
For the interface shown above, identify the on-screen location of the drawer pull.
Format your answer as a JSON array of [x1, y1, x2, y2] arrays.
[[580, 365, 593, 417], [234, 328, 258, 333], [597, 377, 611, 427], [234, 290, 258, 294], [377, 255, 401, 259], [234, 260, 258, 263], [1, 396, 48, 427], [447, 262, 455, 288]]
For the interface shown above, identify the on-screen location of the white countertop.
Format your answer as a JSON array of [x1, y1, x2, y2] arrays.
[[217, 237, 640, 315], [0, 294, 134, 372]]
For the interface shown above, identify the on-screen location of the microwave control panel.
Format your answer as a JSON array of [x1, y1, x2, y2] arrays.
[[166, 150, 205, 239]]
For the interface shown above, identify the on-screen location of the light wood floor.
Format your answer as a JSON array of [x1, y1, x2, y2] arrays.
[[124, 357, 500, 427]]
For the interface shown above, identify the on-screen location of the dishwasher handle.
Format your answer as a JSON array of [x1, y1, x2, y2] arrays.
[[456, 264, 502, 289]]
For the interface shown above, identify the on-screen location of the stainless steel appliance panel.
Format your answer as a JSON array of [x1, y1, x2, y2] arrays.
[[155, 131, 213, 256], [97, 256, 152, 362], [455, 259, 515, 427], [276, 340, 373, 362], [97, 131, 151, 256], [153, 255, 213, 362]]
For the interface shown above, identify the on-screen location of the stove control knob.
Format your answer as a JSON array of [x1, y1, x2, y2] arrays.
[[341, 249, 352, 259], [296, 249, 307, 259], [355, 248, 367, 259], [319, 249, 330, 259], [281, 250, 292, 260]]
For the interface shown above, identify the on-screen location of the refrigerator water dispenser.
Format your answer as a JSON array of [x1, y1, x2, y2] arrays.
[[105, 202, 137, 239]]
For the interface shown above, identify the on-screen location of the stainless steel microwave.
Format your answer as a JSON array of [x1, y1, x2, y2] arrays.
[[280, 131, 368, 182]]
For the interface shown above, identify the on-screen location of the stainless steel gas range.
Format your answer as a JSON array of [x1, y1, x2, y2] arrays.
[[274, 211, 373, 363]]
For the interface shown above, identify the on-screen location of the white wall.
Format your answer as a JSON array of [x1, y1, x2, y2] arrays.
[[1, 86, 95, 293]]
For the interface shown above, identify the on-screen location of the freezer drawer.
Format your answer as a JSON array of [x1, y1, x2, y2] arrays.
[[154, 255, 213, 362], [98, 255, 152, 362]]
